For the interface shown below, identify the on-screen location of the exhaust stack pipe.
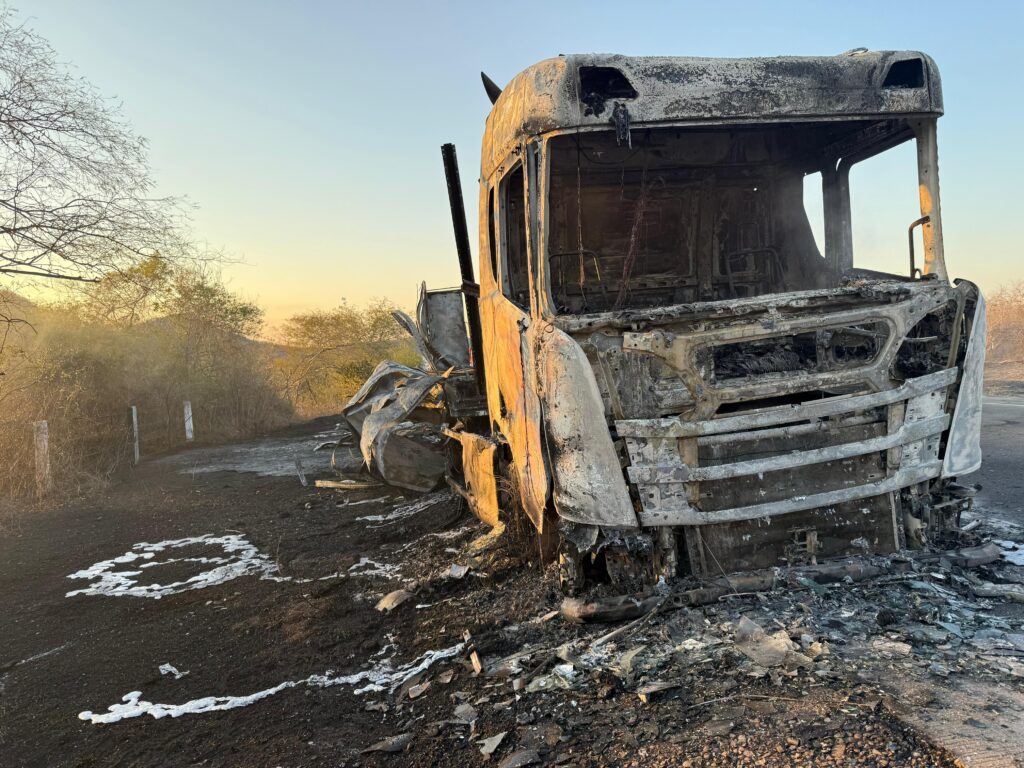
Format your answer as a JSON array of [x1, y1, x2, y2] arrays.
[[441, 143, 486, 391]]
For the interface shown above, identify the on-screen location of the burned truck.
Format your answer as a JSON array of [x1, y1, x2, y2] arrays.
[[370, 52, 987, 593]]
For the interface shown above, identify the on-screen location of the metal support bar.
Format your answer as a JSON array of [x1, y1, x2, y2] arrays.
[[183, 400, 194, 442], [697, 412, 877, 446], [822, 162, 853, 272], [636, 462, 942, 526], [908, 215, 929, 278], [33, 420, 52, 497], [627, 413, 948, 484], [616, 367, 957, 439], [911, 119, 948, 281], [128, 405, 140, 466], [441, 143, 486, 392]]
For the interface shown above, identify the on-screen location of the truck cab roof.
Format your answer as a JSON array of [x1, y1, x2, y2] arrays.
[[482, 51, 942, 177]]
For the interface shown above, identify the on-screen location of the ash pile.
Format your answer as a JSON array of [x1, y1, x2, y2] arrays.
[[348, 500, 1024, 767]]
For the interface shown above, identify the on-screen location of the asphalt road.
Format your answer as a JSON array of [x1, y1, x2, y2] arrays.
[[975, 396, 1024, 527]]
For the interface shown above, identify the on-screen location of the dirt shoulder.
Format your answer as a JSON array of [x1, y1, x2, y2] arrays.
[[985, 362, 1024, 397], [1, 421, 455, 767], [0, 420, 1019, 768]]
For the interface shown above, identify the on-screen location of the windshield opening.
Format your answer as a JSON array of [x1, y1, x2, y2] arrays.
[[545, 120, 918, 314]]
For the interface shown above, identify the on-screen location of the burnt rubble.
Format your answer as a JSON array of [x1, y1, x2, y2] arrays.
[[339, 491, 1024, 765]]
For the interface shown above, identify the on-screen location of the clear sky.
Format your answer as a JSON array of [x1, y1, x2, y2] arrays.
[[21, 0, 1023, 331]]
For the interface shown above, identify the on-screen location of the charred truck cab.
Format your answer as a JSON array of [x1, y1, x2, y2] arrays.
[[446, 52, 985, 593]]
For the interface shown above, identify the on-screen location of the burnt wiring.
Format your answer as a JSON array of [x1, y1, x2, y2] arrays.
[[614, 167, 665, 310]]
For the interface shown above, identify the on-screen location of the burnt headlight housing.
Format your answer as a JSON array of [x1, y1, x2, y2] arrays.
[[893, 300, 958, 380]]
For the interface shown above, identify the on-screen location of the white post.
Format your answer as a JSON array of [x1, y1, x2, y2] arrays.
[[183, 400, 194, 442], [33, 420, 52, 496], [128, 406, 140, 465]]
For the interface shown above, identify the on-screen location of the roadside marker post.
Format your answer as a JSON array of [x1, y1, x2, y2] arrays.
[[128, 406, 140, 465], [33, 420, 53, 497], [183, 400, 194, 442]]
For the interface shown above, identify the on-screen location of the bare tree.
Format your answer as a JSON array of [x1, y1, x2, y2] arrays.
[[0, 7, 185, 287]]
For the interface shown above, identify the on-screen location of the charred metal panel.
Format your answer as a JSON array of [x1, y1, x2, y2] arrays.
[[482, 51, 942, 178], [418, 284, 471, 368], [441, 373, 487, 421], [476, 171, 549, 531], [584, 333, 693, 420], [695, 495, 898, 572], [445, 429, 500, 527], [477, 296, 549, 530], [342, 362, 447, 492], [943, 285, 985, 477], [555, 282, 924, 335], [618, 295, 943, 415], [549, 281, 968, 576], [374, 423, 447, 493], [533, 323, 638, 528]]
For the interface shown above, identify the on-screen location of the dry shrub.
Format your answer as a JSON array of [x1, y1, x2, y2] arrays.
[[496, 462, 549, 567], [0, 270, 428, 510], [0, 314, 133, 500], [274, 299, 419, 418], [0, 10, 313, 513], [0, 267, 294, 503], [987, 280, 1024, 366]]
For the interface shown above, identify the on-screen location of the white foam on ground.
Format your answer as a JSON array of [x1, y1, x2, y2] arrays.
[[424, 524, 476, 541], [355, 491, 451, 526], [159, 663, 189, 680], [393, 524, 477, 556], [78, 643, 464, 724], [994, 539, 1024, 566], [66, 535, 345, 598], [347, 557, 402, 579], [340, 498, 379, 508], [17, 644, 69, 666]]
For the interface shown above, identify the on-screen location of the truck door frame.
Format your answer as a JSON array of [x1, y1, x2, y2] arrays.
[[478, 145, 549, 530]]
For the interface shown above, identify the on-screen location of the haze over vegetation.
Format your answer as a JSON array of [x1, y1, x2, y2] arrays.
[[0, 8, 413, 504]]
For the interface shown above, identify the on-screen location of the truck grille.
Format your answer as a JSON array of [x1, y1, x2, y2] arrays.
[[615, 367, 955, 570]]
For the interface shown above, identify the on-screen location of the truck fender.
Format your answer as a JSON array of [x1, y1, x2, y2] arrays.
[[533, 323, 639, 528], [942, 281, 986, 477]]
